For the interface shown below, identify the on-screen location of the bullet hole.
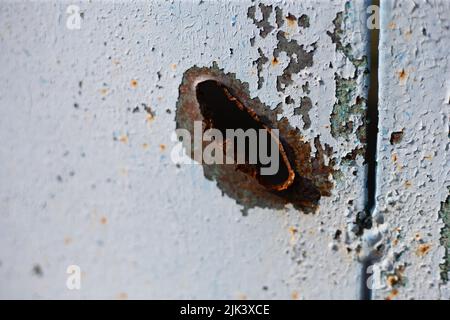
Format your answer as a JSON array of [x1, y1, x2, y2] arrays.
[[73, 103, 79, 109], [56, 175, 63, 183], [176, 64, 336, 214], [132, 106, 140, 113], [229, 48, 234, 56], [196, 80, 294, 191], [166, 109, 172, 114], [262, 286, 269, 291], [32, 264, 43, 277], [390, 131, 404, 145]]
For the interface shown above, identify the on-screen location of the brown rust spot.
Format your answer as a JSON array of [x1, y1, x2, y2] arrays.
[[398, 69, 408, 85], [385, 289, 399, 300], [286, 14, 297, 28], [175, 64, 335, 214], [416, 244, 431, 257], [118, 135, 129, 144], [387, 275, 400, 287]]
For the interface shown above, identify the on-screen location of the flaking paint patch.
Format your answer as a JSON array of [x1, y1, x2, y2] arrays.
[[247, 4, 316, 136], [294, 96, 313, 130], [327, 8, 368, 145], [273, 31, 315, 93], [253, 48, 269, 90], [247, 3, 274, 39]]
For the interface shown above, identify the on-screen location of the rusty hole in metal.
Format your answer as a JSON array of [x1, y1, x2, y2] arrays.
[[196, 80, 294, 192], [176, 65, 335, 214]]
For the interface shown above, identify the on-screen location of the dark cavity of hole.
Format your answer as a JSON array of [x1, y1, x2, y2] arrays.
[[196, 80, 293, 191]]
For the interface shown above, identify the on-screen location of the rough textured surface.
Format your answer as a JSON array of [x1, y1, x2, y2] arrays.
[[371, 0, 450, 300], [0, 0, 370, 299]]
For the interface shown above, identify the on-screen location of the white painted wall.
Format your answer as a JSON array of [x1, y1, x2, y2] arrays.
[[0, 0, 448, 300]]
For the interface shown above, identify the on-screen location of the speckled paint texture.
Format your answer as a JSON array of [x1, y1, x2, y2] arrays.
[[3, 0, 449, 300], [371, 0, 450, 300]]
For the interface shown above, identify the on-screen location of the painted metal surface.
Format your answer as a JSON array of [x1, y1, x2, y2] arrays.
[[0, 0, 370, 299], [372, 0, 450, 300], [2, 0, 449, 300]]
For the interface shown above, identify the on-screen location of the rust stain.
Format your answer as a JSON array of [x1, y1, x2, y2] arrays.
[[100, 216, 108, 225], [237, 293, 247, 300], [385, 289, 399, 300], [64, 237, 72, 245], [175, 64, 335, 214], [286, 14, 297, 28], [398, 69, 408, 85], [118, 135, 129, 144], [416, 244, 431, 257], [388, 21, 397, 30], [130, 79, 138, 88], [288, 226, 298, 244], [387, 275, 400, 287], [291, 291, 299, 300], [271, 57, 279, 66], [159, 144, 166, 152], [116, 292, 128, 300]]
